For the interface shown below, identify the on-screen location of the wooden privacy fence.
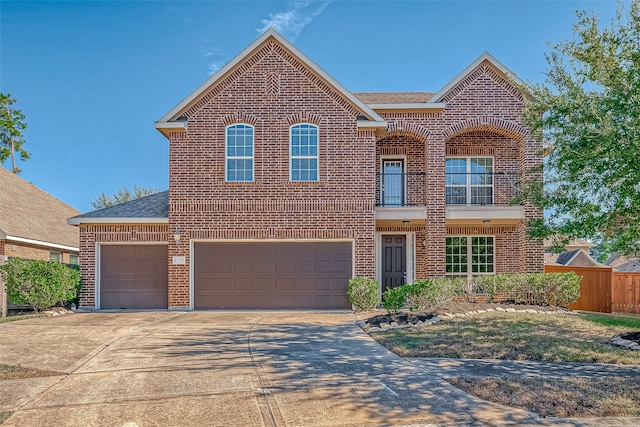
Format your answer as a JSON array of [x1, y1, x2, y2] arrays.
[[544, 264, 612, 313], [612, 272, 640, 314]]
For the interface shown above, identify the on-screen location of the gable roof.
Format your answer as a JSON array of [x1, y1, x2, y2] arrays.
[[555, 249, 582, 266], [353, 92, 435, 104], [544, 238, 595, 250], [68, 191, 169, 225], [427, 52, 524, 103], [614, 260, 640, 272], [155, 28, 384, 136], [0, 166, 80, 250]]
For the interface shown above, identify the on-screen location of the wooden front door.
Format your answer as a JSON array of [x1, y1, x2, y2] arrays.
[[382, 235, 406, 291]]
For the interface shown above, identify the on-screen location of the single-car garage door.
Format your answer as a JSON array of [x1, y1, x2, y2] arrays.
[[100, 245, 168, 309], [194, 242, 352, 309]]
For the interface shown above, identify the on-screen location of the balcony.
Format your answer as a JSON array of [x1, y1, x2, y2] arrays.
[[375, 172, 425, 207], [445, 172, 524, 224], [445, 172, 520, 206], [375, 172, 426, 225]]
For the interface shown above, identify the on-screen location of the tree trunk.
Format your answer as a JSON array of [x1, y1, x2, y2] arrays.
[[10, 136, 18, 174]]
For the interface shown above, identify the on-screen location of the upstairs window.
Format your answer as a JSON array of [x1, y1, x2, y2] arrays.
[[290, 124, 318, 181], [226, 124, 254, 182], [446, 157, 494, 205]]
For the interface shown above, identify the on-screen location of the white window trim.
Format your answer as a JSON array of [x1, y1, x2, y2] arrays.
[[49, 251, 62, 263], [289, 123, 319, 182], [225, 124, 254, 182], [445, 235, 495, 278], [445, 156, 494, 205], [379, 156, 407, 206]]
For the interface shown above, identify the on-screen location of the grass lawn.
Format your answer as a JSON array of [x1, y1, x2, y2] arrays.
[[0, 412, 12, 425], [0, 364, 58, 381], [0, 313, 45, 324], [450, 376, 640, 418], [371, 311, 640, 364], [370, 310, 640, 418]]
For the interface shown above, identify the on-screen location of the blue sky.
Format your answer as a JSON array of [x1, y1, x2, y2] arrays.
[[1, 0, 619, 213]]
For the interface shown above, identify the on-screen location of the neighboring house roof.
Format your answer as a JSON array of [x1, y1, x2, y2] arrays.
[[155, 28, 385, 137], [427, 51, 525, 103], [353, 92, 435, 104], [555, 249, 605, 268], [543, 238, 595, 249], [605, 253, 622, 266], [605, 253, 638, 268], [614, 260, 640, 272], [0, 166, 80, 250], [68, 191, 169, 225]]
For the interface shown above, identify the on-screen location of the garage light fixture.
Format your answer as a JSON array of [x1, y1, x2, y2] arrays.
[[174, 229, 181, 243], [402, 220, 410, 226]]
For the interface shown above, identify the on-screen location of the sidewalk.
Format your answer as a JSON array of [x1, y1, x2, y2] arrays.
[[409, 357, 640, 379]]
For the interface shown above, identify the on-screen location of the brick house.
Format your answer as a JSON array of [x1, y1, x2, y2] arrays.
[[69, 29, 543, 310], [0, 166, 80, 264]]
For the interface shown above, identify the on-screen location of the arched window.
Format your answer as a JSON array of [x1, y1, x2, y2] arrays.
[[290, 124, 318, 181], [226, 124, 254, 182]]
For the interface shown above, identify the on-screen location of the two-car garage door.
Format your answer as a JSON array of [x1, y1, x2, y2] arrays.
[[193, 242, 352, 309], [99, 242, 352, 310]]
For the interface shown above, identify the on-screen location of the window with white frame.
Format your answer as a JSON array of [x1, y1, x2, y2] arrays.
[[290, 124, 318, 181], [49, 251, 61, 263], [69, 254, 79, 265], [226, 124, 254, 182], [445, 157, 493, 205], [446, 236, 494, 277]]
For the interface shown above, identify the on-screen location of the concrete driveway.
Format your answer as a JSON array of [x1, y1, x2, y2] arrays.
[[0, 311, 586, 426]]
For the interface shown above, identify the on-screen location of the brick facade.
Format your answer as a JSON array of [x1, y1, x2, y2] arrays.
[[0, 239, 78, 264], [75, 31, 543, 309]]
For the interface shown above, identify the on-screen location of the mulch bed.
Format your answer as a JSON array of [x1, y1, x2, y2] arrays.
[[366, 312, 435, 328], [619, 331, 640, 344]]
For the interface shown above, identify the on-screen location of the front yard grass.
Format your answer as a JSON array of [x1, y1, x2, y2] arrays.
[[370, 310, 640, 418], [371, 311, 640, 364], [0, 364, 58, 381], [0, 412, 13, 425], [450, 376, 640, 418], [0, 313, 45, 324]]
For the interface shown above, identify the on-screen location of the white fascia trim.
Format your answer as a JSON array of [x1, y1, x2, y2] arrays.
[[67, 217, 169, 225], [357, 120, 387, 130], [156, 28, 384, 125], [369, 103, 445, 111], [427, 52, 525, 103], [154, 121, 187, 131], [5, 235, 79, 252]]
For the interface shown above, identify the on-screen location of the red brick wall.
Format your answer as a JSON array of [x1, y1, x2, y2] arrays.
[[78, 224, 168, 308], [167, 40, 376, 307]]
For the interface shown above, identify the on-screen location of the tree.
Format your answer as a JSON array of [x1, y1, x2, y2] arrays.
[[522, 0, 640, 257], [91, 185, 160, 210], [0, 93, 29, 174]]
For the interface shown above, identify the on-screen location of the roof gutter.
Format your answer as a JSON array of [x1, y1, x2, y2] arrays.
[[67, 217, 169, 226], [4, 235, 79, 252]]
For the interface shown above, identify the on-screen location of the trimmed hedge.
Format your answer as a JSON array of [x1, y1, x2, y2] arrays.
[[375, 272, 581, 314], [347, 277, 380, 311], [0, 258, 82, 312]]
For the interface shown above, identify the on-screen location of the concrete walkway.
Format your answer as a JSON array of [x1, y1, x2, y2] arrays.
[[0, 311, 639, 426], [409, 358, 640, 379]]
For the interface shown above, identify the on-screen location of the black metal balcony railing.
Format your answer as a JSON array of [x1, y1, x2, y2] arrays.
[[445, 172, 520, 205], [376, 173, 426, 206], [375, 172, 520, 207]]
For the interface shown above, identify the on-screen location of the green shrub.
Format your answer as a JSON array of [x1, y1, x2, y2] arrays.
[[347, 277, 380, 311], [0, 258, 81, 311], [382, 285, 408, 314], [471, 273, 581, 307], [406, 277, 466, 311]]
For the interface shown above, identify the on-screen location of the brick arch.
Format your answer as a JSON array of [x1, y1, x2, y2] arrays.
[[443, 117, 526, 142], [220, 112, 259, 127], [377, 120, 430, 143], [284, 111, 323, 126]]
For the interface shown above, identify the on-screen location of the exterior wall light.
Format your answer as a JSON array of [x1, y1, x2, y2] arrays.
[[174, 229, 181, 243]]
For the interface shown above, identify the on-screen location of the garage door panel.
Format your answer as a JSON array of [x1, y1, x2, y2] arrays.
[[194, 242, 352, 309], [100, 245, 168, 310]]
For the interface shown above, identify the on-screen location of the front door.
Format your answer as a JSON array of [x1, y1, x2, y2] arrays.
[[382, 235, 406, 291], [382, 160, 404, 206]]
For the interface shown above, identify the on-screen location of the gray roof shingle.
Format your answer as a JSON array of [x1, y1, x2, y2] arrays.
[[71, 190, 168, 220], [555, 250, 581, 265], [353, 92, 434, 104], [614, 260, 640, 272]]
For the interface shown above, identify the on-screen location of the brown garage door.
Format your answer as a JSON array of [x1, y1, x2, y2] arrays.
[[194, 242, 352, 309], [100, 245, 168, 309]]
